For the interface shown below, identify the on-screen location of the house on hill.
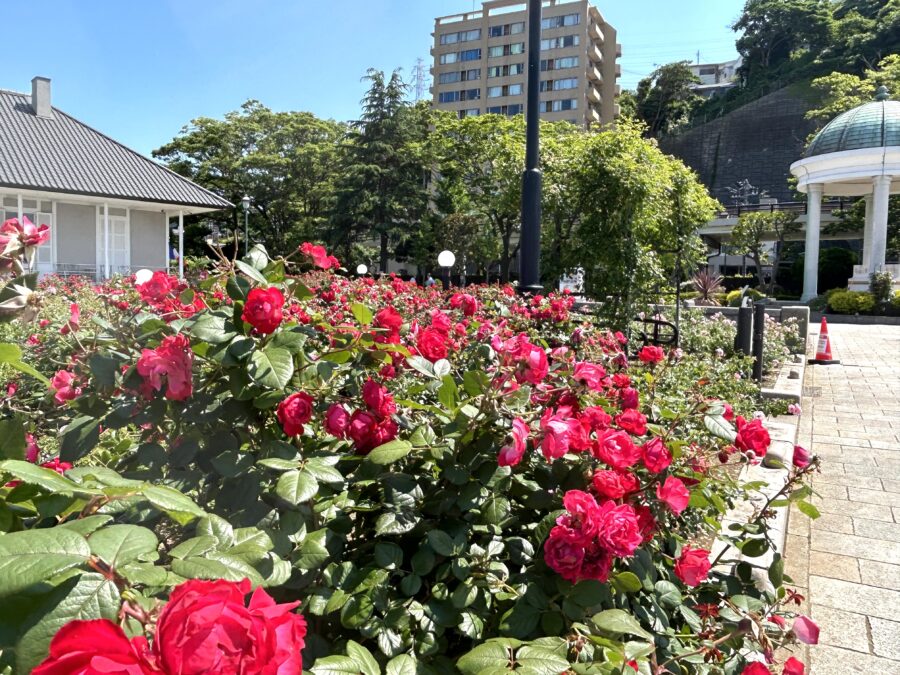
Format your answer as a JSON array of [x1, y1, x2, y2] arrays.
[[0, 77, 231, 278]]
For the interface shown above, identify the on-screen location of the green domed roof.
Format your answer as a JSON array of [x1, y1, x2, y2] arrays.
[[806, 86, 900, 157]]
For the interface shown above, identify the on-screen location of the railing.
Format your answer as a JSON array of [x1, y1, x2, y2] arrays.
[[716, 198, 852, 219], [47, 264, 167, 280]]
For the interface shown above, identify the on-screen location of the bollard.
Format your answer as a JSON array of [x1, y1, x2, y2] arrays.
[[752, 302, 766, 381], [735, 305, 753, 356]]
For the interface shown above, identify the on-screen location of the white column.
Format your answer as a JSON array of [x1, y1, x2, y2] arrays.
[[868, 175, 892, 277], [163, 212, 170, 273], [103, 203, 110, 279], [861, 194, 874, 271], [801, 183, 824, 302], [16, 193, 22, 221], [178, 211, 184, 280]]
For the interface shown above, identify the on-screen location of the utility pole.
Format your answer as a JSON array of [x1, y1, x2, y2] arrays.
[[518, 0, 543, 294]]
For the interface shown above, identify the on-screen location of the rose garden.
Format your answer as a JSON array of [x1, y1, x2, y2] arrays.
[[0, 220, 820, 675]]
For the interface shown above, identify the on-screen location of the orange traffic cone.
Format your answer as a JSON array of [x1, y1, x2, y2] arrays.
[[808, 317, 840, 365]]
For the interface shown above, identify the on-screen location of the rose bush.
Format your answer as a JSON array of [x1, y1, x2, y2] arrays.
[[0, 239, 819, 674]]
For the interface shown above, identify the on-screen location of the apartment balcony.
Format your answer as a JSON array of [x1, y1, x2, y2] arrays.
[[587, 63, 603, 83], [589, 43, 603, 65], [588, 22, 604, 43], [587, 84, 601, 104], [589, 107, 601, 123], [615, 63, 621, 78], [616, 43, 622, 58]]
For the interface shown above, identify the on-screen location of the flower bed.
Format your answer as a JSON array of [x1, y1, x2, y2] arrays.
[[0, 231, 820, 674]]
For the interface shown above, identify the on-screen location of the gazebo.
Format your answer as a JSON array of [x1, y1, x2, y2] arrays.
[[790, 86, 900, 301]]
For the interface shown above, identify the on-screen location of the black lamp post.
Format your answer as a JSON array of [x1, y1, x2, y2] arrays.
[[518, 0, 543, 294]]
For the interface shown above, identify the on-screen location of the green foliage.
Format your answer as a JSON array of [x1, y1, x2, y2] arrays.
[[827, 290, 876, 314], [726, 288, 765, 307], [633, 61, 703, 138], [731, 212, 801, 291], [870, 271, 894, 305]]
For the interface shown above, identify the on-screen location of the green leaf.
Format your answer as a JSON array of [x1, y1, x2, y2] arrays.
[[0, 418, 26, 460], [500, 603, 539, 638], [57, 515, 113, 536], [248, 345, 294, 390], [59, 416, 102, 462], [276, 470, 319, 504], [515, 644, 570, 675], [191, 312, 237, 344], [350, 302, 374, 326], [457, 641, 512, 674], [311, 655, 362, 675], [386, 654, 416, 675], [612, 571, 643, 593], [374, 542, 403, 570], [88, 353, 122, 388], [235, 260, 269, 284], [295, 529, 330, 570], [341, 593, 375, 629], [169, 535, 219, 560], [375, 509, 418, 536], [88, 525, 158, 569], [768, 553, 784, 588], [482, 496, 511, 525], [171, 553, 264, 585], [14, 573, 120, 674], [427, 530, 457, 556], [0, 342, 49, 384], [459, 610, 484, 639], [0, 459, 99, 495], [347, 640, 380, 675], [592, 609, 654, 640], [797, 500, 821, 519], [0, 529, 90, 597], [433, 359, 451, 379], [739, 538, 769, 558], [365, 440, 413, 465], [405, 355, 436, 378], [143, 485, 205, 525], [704, 414, 736, 442], [437, 374, 459, 409], [654, 580, 682, 608]]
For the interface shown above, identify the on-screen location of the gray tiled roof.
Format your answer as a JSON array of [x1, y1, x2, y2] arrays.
[[806, 98, 900, 158], [0, 89, 232, 210]]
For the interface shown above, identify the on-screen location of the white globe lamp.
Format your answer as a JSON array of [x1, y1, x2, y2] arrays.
[[356, 264, 368, 275], [134, 268, 154, 285]]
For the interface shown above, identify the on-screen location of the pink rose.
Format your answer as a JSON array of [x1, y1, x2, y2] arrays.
[[593, 429, 641, 470], [591, 470, 638, 500], [324, 403, 350, 438], [637, 345, 665, 364], [596, 500, 643, 558], [136, 334, 194, 401], [300, 242, 339, 269], [619, 387, 639, 410], [674, 546, 711, 587], [616, 409, 647, 436], [792, 616, 819, 645], [242, 287, 285, 335], [641, 438, 672, 473], [498, 418, 529, 467], [573, 362, 607, 391], [276, 392, 314, 437], [49, 370, 81, 405], [656, 476, 690, 514], [792, 445, 810, 469]]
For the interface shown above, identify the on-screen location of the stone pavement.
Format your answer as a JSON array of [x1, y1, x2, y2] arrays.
[[784, 323, 900, 674]]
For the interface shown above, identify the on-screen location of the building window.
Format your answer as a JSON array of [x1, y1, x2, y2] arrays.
[[487, 104, 523, 116], [463, 88, 480, 100], [542, 13, 580, 29], [439, 91, 460, 103], [553, 77, 578, 90], [464, 68, 481, 81], [540, 98, 578, 112], [439, 88, 481, 103], [541, 35, 580, 50], [439, 72, 461, 84], [489, 21, 525, 37], [440, 69, 481, 85], [508, 83, 523, 95], [440, 29, 481, 45], [488, 63, 525, 78], [459, 108, 480, 118], [487, 86, 502, 98], [488, 83, 523, 98], [440, 52, 458, 65], [460, 48, 481, 61], [542, 56, 579, 71], [488, 42, 525, 58], [507, 104, 523, 115]]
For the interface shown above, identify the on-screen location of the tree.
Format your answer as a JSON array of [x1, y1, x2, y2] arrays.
[[329, 71, 432, 272], [806, 54, 900, 126], [730, 211, 801, 290], [634, 62, 703, 138], [154, 101, 344, 254]]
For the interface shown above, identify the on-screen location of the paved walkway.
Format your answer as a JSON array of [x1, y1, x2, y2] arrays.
[[784, 323, 900, 674]]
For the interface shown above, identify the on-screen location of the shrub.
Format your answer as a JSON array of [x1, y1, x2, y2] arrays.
[[690, 270, 724, 306], [0, 239, 818, 674], [827, 290, 875, 314], [870, 271, 894, 306], [726, 288, 765, 307]]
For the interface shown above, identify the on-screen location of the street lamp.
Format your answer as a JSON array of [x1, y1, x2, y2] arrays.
[[241, 195, 251, 256], [438, 250, 456, 290], [518, 0, 543, 295], [356, 264, 368, 276]]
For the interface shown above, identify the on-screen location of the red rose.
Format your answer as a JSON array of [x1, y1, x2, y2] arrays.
[[674, 546, 712, 587], [519, 343, 549, 385], [430, 309, 452, 334], [348, 411, 398, 454], [638, 345, 665, 364], [573, 362, 607, 391], [580, 542, 614, 582], [544, 525, 585, 582], [633, 504, 657, 542], [558, 489, 604, 540], [155, 578, 306, 675], [593, 429, 641, 470], [722, 402, 735, 421], [735, 416, 770, 458], [742, 664, 771, 675], [277, 392, 314, 436], [595, 500, 643, 558], [580, 406, 612, 432], [783, 657, 805, 675], [416, 328, 448, 362], [299, 242, 338, 269], [592, 469, 639, 500], [362, 378, 396, 418], [136, 334, 194, 401], [242, 287, 285, 335], [540, 410, 585, 460], [49, 369, 82, 405], [620, 387, 639, 410], [374, 307, 403, 342], [641, 438, 672, 473], [136, 270, 174, 302], [450, 292, 479, 316], [324, 403, 350, 438], [656, 476, 690, 514], [616, 408, 647, 436], [33, 619, 158, 675]]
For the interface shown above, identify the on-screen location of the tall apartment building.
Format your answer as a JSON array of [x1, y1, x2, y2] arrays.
[[431, 0, 621, 127]]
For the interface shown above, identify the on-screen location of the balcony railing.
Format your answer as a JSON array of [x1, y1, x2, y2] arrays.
[[588, 22, 604, 43], [587, 64, 603, 83], [716, 198, 853, 219]]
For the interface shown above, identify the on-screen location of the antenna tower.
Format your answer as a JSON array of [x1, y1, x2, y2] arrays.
[[413, 57, 429, 101]]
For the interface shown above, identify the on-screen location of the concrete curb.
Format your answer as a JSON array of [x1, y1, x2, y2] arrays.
[[761, 354, 806, 402], [709, 415, 799, 593]]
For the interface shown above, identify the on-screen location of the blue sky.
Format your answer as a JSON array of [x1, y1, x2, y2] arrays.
[[4, 0, 743, 156]]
